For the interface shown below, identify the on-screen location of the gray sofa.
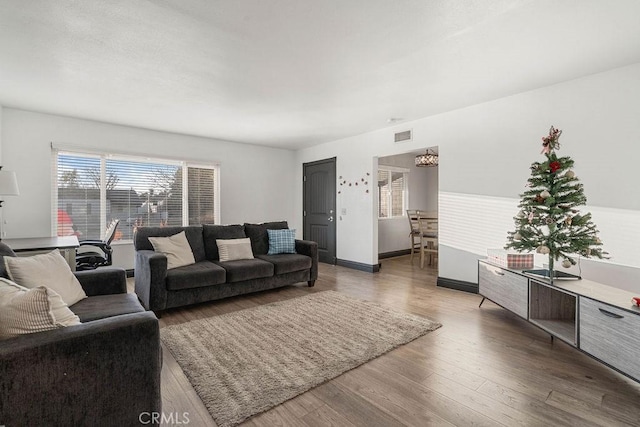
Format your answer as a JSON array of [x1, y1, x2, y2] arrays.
[[0, 244, 162, 427], [134, 221, 318, 313]]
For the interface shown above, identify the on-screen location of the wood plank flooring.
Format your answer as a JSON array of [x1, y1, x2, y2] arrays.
[[141, 256, 640, 426]]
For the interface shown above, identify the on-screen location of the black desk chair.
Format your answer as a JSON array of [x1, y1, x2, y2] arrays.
[[76, 219, 120, 271]]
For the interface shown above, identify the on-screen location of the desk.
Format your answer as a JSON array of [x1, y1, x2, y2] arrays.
[[3, 236, 79, 270]]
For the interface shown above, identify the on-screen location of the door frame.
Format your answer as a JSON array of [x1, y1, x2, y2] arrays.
[[303, 157, 337, 264], [375, 148, 439, 265]]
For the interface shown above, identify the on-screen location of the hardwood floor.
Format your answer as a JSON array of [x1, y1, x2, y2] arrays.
[[146, 256, 640, 426]]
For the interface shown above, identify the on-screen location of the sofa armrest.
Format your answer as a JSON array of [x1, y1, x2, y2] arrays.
[[135, 250, 168, 312], [0, 311, 161, 426], [296, 239, 318, 281], [74, 267, 127, 296]]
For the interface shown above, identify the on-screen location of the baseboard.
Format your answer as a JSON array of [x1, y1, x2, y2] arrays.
[[336, 259, 381, 273], [437, 276, 478, 294], [378, 249, 411, 259]]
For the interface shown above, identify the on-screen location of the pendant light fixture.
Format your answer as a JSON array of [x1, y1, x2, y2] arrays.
[[415, 149, 438, 167]]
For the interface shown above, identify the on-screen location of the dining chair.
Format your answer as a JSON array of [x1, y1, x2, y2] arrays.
[[406, 210, 421, 261], [417, 214, 438, 268]]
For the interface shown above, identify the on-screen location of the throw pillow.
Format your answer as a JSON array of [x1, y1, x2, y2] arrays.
[[216, 238, 254, 262], [0, 278, 80, 339], [267, 229, 297, 255], [4, 249, 87, 306], [148, 231, 196, 270], [202, 224, 246, 260]]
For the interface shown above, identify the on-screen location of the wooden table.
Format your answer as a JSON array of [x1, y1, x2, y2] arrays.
[[3, 236, 80, 270]]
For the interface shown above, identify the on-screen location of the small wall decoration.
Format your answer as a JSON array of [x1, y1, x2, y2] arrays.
[[338, 173, 370, 194]]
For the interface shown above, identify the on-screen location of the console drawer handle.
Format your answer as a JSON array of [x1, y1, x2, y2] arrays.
[[495, 271, 505, 276], [599, 308, 624, 319]]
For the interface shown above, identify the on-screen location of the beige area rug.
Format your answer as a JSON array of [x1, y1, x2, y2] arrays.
[[161, 290, 442, 427]]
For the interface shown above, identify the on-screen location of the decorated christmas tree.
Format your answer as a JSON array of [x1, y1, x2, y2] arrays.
[[505, 126, 607, 278]]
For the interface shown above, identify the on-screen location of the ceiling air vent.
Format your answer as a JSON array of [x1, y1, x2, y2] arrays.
[[394, 130, 412, 143]]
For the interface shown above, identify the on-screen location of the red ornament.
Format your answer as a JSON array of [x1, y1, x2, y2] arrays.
[[549, 161, 561, 173], [632, 297, 640, 307]]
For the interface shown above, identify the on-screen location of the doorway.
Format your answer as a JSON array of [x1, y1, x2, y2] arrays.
[[303, 157, 337, 264], [376, 148, 439, 261]]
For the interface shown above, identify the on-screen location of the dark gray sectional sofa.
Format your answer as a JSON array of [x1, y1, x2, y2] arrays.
[[134, 221, 318, 313], [0, 244, 161, 427]]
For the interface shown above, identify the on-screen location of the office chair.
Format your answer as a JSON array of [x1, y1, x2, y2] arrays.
[[76, 219, 120, 271]]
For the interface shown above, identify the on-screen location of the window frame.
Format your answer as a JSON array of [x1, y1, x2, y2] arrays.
[[185, 163, 219, 227], [52, 149, 220, 242], [377, 166, 409, 220]]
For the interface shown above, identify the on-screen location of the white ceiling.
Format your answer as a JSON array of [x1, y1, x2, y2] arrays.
[[1, 0, 640, 149]]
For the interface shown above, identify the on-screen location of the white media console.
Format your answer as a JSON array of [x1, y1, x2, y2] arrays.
[[478, 260, 640, 383]]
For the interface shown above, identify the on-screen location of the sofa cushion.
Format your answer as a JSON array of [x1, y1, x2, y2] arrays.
[[244, 221, 289, 255], [203, 224, 246, 260], [165, 261, 226, 291], [134, 226, 206, 262], [257, 254, 312, 275], [214, 259, 274, 283], [148, 231, 196, 270], [0, 278, 80, 339], [70, 293, 145, 322], [5, 249, 87, 306]]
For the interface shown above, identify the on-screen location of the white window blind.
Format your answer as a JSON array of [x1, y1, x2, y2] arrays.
[[391, 171, 405, 217], [53, 150, 217, 241], [378, 169, 390, 218], [105, 158, 183, 241], [56, 153, 102, 238], [187, 166, 216, 225], [378, 167, 408, 219]]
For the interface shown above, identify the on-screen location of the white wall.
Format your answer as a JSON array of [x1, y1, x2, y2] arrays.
[[3, 63, 639, 291], [0, 107, 3, 162], [377, 152, 438, 254], [295, 62, 640, 292], [1, 108, 297, 269]]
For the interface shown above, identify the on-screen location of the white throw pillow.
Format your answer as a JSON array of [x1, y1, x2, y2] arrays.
[[148, 231, 196, 270], [0, 278, 80, 339], [4, 249, 87, 306], [216, 238, 254, 262]]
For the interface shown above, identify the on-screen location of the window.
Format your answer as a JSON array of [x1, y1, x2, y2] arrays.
[[187, 166, 216, 225], [378, 167, 408, 218], [53, 150, 218, 241]]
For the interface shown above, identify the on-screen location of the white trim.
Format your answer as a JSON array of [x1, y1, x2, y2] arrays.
[[50, 142, 220, 166], [186, 162, 217, 170], [215, 166, 221, 224], [377, 164, 410, 173], [99, 158, 106, 239], [181, 165, 189, 225], [51, 152, 58, 237]]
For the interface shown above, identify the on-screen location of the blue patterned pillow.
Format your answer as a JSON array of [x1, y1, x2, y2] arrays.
[[267, 229, 296, 255]]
